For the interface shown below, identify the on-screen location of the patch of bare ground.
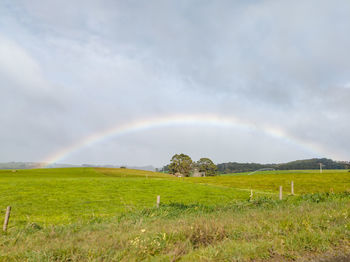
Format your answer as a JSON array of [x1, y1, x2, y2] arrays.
[[301, 243, 350, 262], [248, 249, 350, 262]]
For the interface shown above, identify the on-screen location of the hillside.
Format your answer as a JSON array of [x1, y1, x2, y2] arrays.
[[0, 168, 250, 225], [217, 158, 350, 173]]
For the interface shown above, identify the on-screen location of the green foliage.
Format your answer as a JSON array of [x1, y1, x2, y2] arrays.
[[196, 157, 217, 176], [217, 158, 349, 173], [160, 164, 169, 172], [168, 153, 193, 176], [218, 162, 272, 173]]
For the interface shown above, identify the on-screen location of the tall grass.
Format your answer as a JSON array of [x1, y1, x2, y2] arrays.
[[1, 194, 349, 261]]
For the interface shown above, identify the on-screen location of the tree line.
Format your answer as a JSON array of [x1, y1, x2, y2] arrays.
[[217, 158, 350, 173], [162, 157, 350, 175]]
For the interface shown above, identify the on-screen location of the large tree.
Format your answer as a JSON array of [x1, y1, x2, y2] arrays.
[[169, 153, 193, 177], [196, 157, 217, 176]]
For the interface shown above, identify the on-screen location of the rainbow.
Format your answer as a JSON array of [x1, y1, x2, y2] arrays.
[[42, 113, 329, 167]]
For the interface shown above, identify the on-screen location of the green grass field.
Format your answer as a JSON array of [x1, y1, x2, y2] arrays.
[[0, 168, 349, 261], [190, 169, 350, 194], [0, 168, 250, 226]]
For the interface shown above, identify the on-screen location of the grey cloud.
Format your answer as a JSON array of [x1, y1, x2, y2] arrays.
[[0, 0, 349, 165]]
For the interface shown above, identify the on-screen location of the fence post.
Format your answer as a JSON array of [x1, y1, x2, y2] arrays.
[[156, 195, 160, 208], [3, 206, 11, 232], [250, 189, 253, 200], [291, 181, 294, 195], [279, 186, 283, 200]]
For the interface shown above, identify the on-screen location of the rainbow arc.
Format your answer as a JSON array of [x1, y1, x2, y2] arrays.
[[42, 114, 328, 167]]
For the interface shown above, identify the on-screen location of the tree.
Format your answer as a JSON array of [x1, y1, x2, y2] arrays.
[[161, 165, 170, 173], [169, 154, 193, 177], [196, 158, 217, 176]]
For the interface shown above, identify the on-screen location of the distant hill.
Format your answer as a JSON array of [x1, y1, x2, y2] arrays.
[[81, 164, 155, 171], [0, 162, 44, 169], [2, 159, 348, 173], [0, 162, 155, 171], [126, 165, 155, 171], [0, 162, 79, 169], [217, 158, 350, 173]]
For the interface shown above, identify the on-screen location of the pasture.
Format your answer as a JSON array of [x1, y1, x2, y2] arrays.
[[0, 168, 349, 261], [190, 169, 350, 194], [0, 168, 250, 226]]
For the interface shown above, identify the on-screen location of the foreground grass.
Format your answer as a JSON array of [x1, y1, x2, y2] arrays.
[[1, 193, 349, 261]]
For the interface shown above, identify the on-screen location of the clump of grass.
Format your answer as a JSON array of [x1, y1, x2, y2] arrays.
[[188, 222, 228, 248]]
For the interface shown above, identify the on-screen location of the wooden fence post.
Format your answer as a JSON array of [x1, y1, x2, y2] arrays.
[[156, 195, 160, 208], [3, 206, 11, 232], [250, 189, 253, 200], [279, 186, 283, 200], [291, 181, 294, 195]]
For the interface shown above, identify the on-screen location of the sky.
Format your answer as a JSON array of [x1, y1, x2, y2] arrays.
[[0, 0, 349, 167]]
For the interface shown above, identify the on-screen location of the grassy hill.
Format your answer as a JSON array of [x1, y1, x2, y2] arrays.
[[217, 158, 349, 173], [0, 168, 250, 226], [190, 169, 350, 194], [0, 168, 349, 261]]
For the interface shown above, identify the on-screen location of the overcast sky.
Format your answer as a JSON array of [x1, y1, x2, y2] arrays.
[[1, 0, 349, 167]]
